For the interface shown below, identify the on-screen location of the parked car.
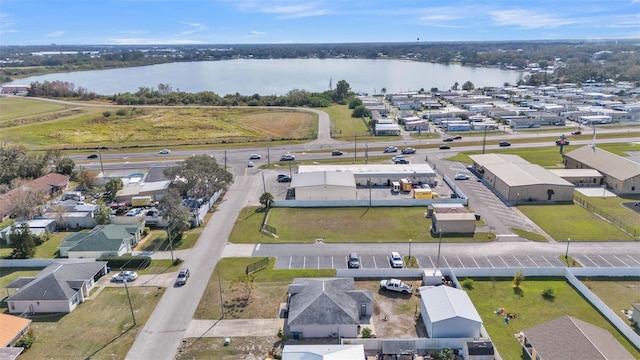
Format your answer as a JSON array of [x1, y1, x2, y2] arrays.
[[347, 253, 360, 269], [443, 138, 454, 142], [401, 147, 416, 154], [383, 146, 398, 153], [571, 131, 582, 135], [394, 158, 409, 164], [277, 175, 292, 183], [454, 174, 469, 180], [247, 161, 254, 168], [280, 154, 295, 161], [125, 208, 142, 216], [249, 154, 261, 159], [159, 149, 171, 154], [634, 202, 640, 207], [277, 174, 289, 181], [499, 141, 511, 147], [453, 135, 463, 140], [111, 271, 138, 282], [439, 145, 451, 150], [87, 154, 98, 159], [380, 279, 413, 293], [389, 252, 404, 268], [331, 150, 343, 156], [176, 268, 190, 286]]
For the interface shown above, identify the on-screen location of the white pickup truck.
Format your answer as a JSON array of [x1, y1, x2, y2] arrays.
[[379, 279, 413, 294]]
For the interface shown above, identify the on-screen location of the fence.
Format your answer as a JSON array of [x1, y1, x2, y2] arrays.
[[574, 196, 639, 239], [246, 257, 269, 275]]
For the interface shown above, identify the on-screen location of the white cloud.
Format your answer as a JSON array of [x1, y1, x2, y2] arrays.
[[45, 31, 65, 38], [178, 21, 206, 36], [237, 1, 329, 19], [491, 10, 575, 29], [251, 30, 265, 35]]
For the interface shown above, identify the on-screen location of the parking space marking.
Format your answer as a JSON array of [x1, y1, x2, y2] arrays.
[[612, 255, 630, 268], [625, 254, 640, 265], [598, 255, 615, 267], [372, 256, 377, 269], [582, 255, 600, 267], [485, 256, 494, 268], [526, 255, 539, 268]]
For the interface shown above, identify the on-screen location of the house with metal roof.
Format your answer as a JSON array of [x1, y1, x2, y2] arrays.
[[519, 315, 635, 360], [419, 285, 482, 338], [298, 164, 436, 187], [290, 171, 356, 201], [282, 344, 365, 360], [285, 278, 373, 338], [58, 224, 143, 258], [5, 261, 108, 314], [564, 146, 640, 195], [470, 154, 574, 203]]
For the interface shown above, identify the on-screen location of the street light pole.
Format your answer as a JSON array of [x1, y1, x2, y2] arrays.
[[565, 238, 571, 267], [409, 239, 412, 260], [436, 229, 442, 270], [516, 193, 520, 206]]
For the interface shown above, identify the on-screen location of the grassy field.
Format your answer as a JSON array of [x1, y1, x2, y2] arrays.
[[229, 207, 495, 243], [580, 277, 640, 334], [518, 204, 635, 241], [18, 287, 163, 360], [194, 257, 335, 320], [465, 277, 640, 359], [0, 97, 318, 149], [573, 192, 640, 236]]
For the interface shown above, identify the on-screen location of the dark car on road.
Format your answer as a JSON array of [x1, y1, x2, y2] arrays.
[[453, 135, 463, 140], [443, 138, 454, 142], [499, 141, 511, 147], [439, 145, 451, 150], [571, 131, 582, 135], [347, 253, 360, 268], [401, 148, 416, 154], [87, 154, 98, 159], [331, 150, 343, 156]]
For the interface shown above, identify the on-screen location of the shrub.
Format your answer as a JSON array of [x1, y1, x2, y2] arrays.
[[116, 109, 127, 116], [513, 271, 525, 288], [461, 278, 474, 290], [361, 327, 372, 338], [542, 287, 555, 300], [15, 333, 34, 349], [101, 255, 151, 269], [102, 111, 112, 117], [143, 227, 151, 236]]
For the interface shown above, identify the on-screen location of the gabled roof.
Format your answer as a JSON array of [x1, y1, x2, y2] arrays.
[[282, 344, 364, 360], [419, 286, 482, 323], [522, 315, 634, 360], [564, 146, 640, 181], [6, 262, 107, 302], [0, 313, 32, 347], [59, 225, 134, 252], [287, 278, 373, 326]]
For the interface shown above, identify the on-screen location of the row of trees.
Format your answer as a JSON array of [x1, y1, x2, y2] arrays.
[[0, 145, 75, 188]]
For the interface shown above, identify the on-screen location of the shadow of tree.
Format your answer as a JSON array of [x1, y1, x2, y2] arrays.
[[512, 286, 524, 297]]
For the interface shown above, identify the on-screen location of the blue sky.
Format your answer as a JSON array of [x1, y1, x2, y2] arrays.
[[1, 0, 639, 45]]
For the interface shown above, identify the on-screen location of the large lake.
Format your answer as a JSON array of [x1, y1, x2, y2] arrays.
[[8, 59, 522, 96]]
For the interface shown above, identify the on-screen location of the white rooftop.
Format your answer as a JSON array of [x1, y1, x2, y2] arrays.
[[298, 164, 435, 176]]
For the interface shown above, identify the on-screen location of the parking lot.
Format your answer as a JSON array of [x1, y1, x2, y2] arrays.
[[273, 253, 640, 270]]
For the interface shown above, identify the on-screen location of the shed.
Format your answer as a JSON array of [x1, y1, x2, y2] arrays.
[[432, 213, 476, 234], [0, 219, 57, 244], [419, 286, 482, 338], [290, 171, 356, 201]]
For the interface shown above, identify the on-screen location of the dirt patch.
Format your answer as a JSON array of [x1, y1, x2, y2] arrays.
[[176, 336, 280, 360], [355, 280, 426, 338]]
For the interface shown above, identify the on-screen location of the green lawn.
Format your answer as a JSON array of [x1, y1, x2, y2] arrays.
[[0, 96, 71, 123], [465, 278, 640, 359], [230, 207, 495, 243], [19, 287, 163, 360], [573, 192, 640, 236], [518, 204, 634, 241]]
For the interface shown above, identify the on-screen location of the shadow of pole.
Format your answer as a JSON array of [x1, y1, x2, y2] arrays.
[[84, 324, 136, 359]]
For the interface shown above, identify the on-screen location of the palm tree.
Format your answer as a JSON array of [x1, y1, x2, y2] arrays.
[[259, 192, 274, 209]]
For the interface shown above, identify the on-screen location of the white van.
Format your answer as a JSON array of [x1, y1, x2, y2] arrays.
[[391, 181, 401, 193]]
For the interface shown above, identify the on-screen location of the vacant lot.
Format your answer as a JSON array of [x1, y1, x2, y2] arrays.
[[464, 277, 640, 359], [230, 207, 494, 243], [0, 97, 317, 149], [0, 96, 72, 124]]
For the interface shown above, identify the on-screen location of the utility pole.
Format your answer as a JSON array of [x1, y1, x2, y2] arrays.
[[224, 150, 227, 170], [124, 279, 136, 326], [353, 134, 357, 163], [218, 268, 225, 318], [436, 229, 443, 270], [167, 225, 174, 264], [97, 147, 105, 175], [262, 172, 266, 194], [365, 143, 369, 164], [267, 146, 270, 167], [482, 126, 488, 154]]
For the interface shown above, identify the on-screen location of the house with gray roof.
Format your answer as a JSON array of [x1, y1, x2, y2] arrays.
[[286, 278, 373, 338], [5, 261, 108, 314], [564, 146, 640, 195], [58, 224, 143, 258], [520, 315, 635, 360], [44, 199, 100, 229]]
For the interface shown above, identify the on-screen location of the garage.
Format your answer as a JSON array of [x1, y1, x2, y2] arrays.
[[290, 171, 356, 201]]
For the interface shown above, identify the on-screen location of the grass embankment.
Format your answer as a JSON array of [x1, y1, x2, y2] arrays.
[[194, 257, 335, 320], [465, 277, 640, 359], [230, 206, 494, 243]]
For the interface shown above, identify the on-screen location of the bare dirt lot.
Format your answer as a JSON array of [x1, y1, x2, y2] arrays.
[[355, 279, 427, 338]]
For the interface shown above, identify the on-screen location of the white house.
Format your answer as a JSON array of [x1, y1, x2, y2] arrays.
[[282, 344, 365, 360], [291, 172, 356, 201]]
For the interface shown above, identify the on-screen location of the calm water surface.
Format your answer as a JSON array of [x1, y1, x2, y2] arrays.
[[8, 59, 521, 96]]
